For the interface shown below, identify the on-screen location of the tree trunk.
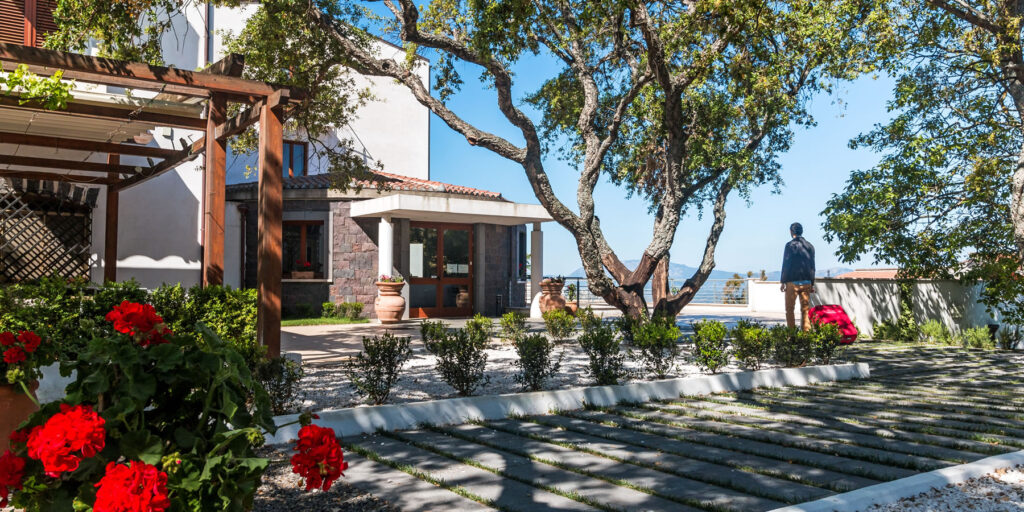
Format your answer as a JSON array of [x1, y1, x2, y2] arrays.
[[1012, 143, 1024, 261]]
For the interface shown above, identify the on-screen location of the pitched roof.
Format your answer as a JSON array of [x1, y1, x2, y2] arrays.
[[834, 268, 900, 280], [226, 171, 504, 199]]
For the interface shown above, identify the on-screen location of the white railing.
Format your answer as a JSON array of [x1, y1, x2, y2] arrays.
[[532, 277, 749, 307]]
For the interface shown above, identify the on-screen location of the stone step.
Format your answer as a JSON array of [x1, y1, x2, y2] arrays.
[[681, 396, 1012, 455], [347, 435, 597, 512], [529, 413, 880, 493], [708, 393, 1023, 451], [484, 417, 832, 504], [443, 422, 786, 511], [339, 449, 495, 512], [617, 406, 950, 471], [392, 429, 696, 512], [564, 409, 916, 482], [653, 402, 982, 464]]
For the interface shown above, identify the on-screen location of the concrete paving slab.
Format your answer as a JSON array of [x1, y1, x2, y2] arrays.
[[340, 451, 494, 512]]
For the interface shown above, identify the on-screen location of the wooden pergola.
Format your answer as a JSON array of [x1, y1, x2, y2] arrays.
[[0, 43, 302, 357]]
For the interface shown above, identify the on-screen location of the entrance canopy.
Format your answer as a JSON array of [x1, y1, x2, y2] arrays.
[[350, 193, 553, 225]]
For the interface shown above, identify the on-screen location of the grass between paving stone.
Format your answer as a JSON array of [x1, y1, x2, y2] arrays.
[[777, 384, 1024, 420], [473, 418, 812, 504], [679, 396, 1010, 456], [713, 392, 1021, 450], [281, 317, 371, 326], [432, 422, 735, 512], [343, 441, 506, 511], [637, 401, 968, 466], [569, 408, 900, 482], [518, 413, 845, 493], [595, 405, 936, 472], [842, 383, 1024, 410], [381, 430, 622, 512], [752, 388, 1024, 439]]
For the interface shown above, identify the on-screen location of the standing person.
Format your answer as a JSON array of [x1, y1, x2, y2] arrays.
[[780, 222, 816, 331]]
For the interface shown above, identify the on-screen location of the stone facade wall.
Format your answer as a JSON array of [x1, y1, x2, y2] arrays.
[[481, 224, 527, 315], [329, 201, 380, 317], [239, 197, 527, 318]]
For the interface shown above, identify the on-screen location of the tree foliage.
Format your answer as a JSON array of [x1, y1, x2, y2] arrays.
[[823, 0, 1024, 323]]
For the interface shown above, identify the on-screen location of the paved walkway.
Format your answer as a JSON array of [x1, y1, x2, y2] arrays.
[[283, 306, 786, 365], [328, 347, 1024, 511]]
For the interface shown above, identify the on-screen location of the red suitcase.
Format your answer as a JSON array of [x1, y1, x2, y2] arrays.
[[809, 304, 858, 344]]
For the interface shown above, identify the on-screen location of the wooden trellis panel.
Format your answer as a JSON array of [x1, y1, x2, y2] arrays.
[[0, 179, 95, 283]]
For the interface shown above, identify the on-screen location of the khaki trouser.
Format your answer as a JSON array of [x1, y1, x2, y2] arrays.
[[785, 283, 814, 331]]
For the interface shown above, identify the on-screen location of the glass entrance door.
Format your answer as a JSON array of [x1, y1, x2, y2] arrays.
[[408, 222, 474, 318]]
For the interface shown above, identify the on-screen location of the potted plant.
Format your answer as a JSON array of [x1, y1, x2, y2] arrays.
[[0, 330, 53, 453], [565, 283, 579, 314], [0, 301, 348, 511], [291, 260, 314, 279], [538, 276, 568, 313], [375, 275, 406, 324]]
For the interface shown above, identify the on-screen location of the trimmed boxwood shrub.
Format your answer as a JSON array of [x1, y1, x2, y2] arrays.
[[772, 325, 813, 367], [577, 323, 627, 385], [542, 309, 577, 342], [691, 319, 729, 374], [512, 333, 562, 391], [346, 332, 412, 404], [731, 319, 772, 370], [427, 328, 490, 396], [633, 317, 681, 379], [500, 311, 527, 342]]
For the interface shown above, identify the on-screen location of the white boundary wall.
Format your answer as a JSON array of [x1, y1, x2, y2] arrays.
[[747, 278, 998, 338]]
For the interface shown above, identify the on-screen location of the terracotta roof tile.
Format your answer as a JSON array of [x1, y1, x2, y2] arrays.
[[226, 171, 503, 199]]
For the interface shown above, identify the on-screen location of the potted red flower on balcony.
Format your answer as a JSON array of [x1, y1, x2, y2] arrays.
[[375, 275, 406, 324], [0, 330, 53, 453], [292, 259, 315, 280]]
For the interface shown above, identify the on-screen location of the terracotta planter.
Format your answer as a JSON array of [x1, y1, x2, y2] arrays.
[[290, 271, 314, 279], [567, 303, 579, 315], [456, 287, 471, 308], [375, 281, 406, 324], [0, 382, 38, 453], [538, 279, 568, 314]]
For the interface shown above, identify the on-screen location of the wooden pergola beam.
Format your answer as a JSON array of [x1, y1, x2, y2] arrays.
[[0, 44, 302, 101], [256, 99, 285, 359], [0, 96, 206, 130], [0, 170, 116, 185], [104, 154, 119, 283], [0, 154, 142, 175], [203, 94, 227, 286], [0, 132, 179, 159], [113, 138, 205, 191]]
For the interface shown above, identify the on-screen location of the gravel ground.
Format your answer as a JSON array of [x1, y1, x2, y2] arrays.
[[296, 336, 791, 411], [253, 447, 398, 512], [868, 465, 1024, 512]]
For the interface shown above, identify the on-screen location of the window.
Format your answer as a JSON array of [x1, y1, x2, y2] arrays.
[[0, 0, 57, 46], [284, 140, 307, 178], [283, 221, 324, 279]]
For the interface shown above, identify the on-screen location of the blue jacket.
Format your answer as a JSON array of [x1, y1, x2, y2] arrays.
[[781, 236, 815, 284]]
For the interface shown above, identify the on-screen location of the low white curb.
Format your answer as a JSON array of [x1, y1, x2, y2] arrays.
[[769, 450, 1024, 512], [267, 362, 869, 445]]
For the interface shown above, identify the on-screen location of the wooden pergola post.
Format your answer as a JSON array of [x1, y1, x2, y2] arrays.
[[103, 153, 119, 283], [256, 94, 285, 358], [202, 94, 227, 286]]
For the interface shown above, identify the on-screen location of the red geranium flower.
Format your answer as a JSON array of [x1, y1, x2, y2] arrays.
[[93, 461, 170, 512], [27, 404, 106, 477], [17, 331, 41, 353], [3, 347, 25, 364], [8, 430, 29, 449], [0, 450, 26, 507], [105, 302, 171, 347], [290, 424, 347, 492], [0, 332, 14, 347]]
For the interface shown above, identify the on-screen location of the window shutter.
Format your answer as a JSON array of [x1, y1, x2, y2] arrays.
[[0, 0, 25, 45], [34, 0, 57, 47]]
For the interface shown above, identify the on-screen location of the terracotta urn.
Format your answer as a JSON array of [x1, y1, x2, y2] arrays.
[[456, 287, 471, 308], [538, 278, 568, 314], [0, 382, 38, 453], [375, 281, 406, 324]]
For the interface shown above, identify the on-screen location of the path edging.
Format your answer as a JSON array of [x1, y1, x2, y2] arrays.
[[267, 362, 870, 445], [769, 449, 1024, 512]]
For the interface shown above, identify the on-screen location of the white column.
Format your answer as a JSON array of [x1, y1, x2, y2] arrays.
[[530, 222, 543, 300], [378, 216, 394, 279]]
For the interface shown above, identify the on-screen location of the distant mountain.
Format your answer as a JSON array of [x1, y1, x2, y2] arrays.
[[565, 261, 854, 282]]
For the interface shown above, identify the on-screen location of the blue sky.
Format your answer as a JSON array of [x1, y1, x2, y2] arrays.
[[421, 51, 898, 276]]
